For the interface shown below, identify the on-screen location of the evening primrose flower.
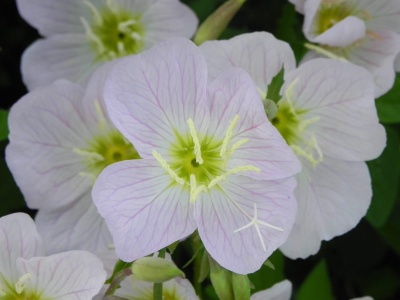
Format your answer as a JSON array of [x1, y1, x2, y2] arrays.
[[92, 38, 301, 274], [200, 32, 386, 259], [16, 0, 198, 90], [300, 0, 400, 96], [0, 213, 106, 300], [6, 63, 138, 255]]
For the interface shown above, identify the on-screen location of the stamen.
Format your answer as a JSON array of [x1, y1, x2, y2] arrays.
[[106, 0, 118, 13], [80, 17, 105, 53], [152, 150, 184, 185], [78, 172, 97, 183], [234, 203, 284, 252], [304, 43, 348, 62], [94, 100, 107, 130], [225, 138, 248, 159], [208, 165, 260, 188], [73, 148, 105, 162], [189, 174, 207, 203], [107, 243, 115, 250], [187, 119, 203, 164], [117, 41, 125, 55], [220, 115, 240, 158], [130, 32, 143, 41], [291, 134, 323, 167], [118, 20, 137, 32], [0, 286, 5, 296], [15, 273, 32, 294], [83, 0, 102, 25]]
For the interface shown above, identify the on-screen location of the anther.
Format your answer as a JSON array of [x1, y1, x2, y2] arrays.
[[15, 273, 33, 294], [73, 148, 105, 163], [220, 115, 240, 158], [208, 165, 260, 188], [152, 150, 184, 185], [304, 43, 348, 62], [83, 0, 103, 25], [187, 119, 203, 164]]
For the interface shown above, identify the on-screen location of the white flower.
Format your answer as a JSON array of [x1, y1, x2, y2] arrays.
[[200, 32, 386, 259], [17, 0, 198, 90], [0, 213, 106, 300]]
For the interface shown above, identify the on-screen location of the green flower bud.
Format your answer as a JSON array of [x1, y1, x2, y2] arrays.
[[131, 257, 185, 283], [194, 0, 246, 45]]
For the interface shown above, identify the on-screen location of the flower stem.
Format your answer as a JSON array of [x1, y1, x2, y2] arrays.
[[153, 248, 166, 300]]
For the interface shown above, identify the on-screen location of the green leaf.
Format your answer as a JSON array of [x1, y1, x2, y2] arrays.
[[366, 126, 400, 228], [376, 74, 400, 123], [297, 260, 334, 300], [266, 68, 285, 103], [0, 110, 8, 141], [209, 256, 234, 300], [248, 250, 285, 293], [232, 273, 250, 300]]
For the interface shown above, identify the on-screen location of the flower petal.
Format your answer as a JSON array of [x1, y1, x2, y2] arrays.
[[251, 280, 292, 300], [200, 32, 296, 94], [104, 38, 209, 158], [280, 158, 371, 259], [16, 251, 106, 300], [312, 16, 366, 47], [16, 0, 85, 36], [92, 159, 197, 262], [206, 68, 301, 180], [21, 35, 100, 90], [142, 0, 198, 47], [0, 213, 44, 286], [6, 80, 94, 210], [194, 177, 297, 274], [35, 192, 113, 255], [283, 58, 386, 161]]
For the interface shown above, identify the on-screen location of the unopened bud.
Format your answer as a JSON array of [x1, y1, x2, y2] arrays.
[[131, 257, 185, 283], [194, 0, 246, 45]]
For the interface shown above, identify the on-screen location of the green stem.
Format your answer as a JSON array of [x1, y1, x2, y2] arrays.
[[153, 248, 166, 300]]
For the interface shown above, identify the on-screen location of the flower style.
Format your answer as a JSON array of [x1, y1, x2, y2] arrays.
[[16, 0, 198, 90], [200, 32, 386, 259], [0, 213, 106, 300], [299, 0, 400, 96], [92, 37, 301, 274], [6, 63, 138, 255]]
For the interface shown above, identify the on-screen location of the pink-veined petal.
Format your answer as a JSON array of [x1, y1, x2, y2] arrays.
[[35, 192, 112, 255], [200, 32, 296, 93], [142, 0, 198, 47], [283, 58, 386, 161], [6, 80, 95, 210], [205, 68, 301, 180], [104, 38, 209, 158], [280, 158, 371, 259], [16, 251, 106, 300], [16, 0, 86, 36], [0, 213, 44, 286], [92, 159, 197, 262], [194, 177, 297, 274], [251, 280, 292, 300], [21, 35, 100, 90]]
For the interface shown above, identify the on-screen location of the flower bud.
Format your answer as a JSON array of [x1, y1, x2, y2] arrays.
[[194, 0, 246, 45], [131, 257, 185, 283]]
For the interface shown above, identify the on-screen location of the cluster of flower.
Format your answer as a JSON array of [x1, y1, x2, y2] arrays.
[[2, 0, 397, 299]]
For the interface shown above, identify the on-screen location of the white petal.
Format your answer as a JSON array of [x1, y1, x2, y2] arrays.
[[21, 35, 100, 90], [92, 159, 197, 262], [0, 213, 44, 286], [16, 0, 86, 36], [280, 158, 371, 259], [251, 280, 292, 300], [35, 192, 113, 255], [313, 16, 366, 47], [194, 177, 297, 274], [200, 32, 296, 93], [283, 58, 386, 161], [6, 80, 94, 210], [16, 251, 106, 300], [289, 0, 306, 13], [142, 0, 198, 47], [104, 38, 209, 158]]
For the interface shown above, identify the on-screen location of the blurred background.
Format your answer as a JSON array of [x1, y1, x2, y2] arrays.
[[1, 0, 399, 299]]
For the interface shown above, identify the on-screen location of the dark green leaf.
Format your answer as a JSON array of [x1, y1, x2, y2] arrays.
[[266, 68, 285, 103], [248, 250, 285, 293], [376, 75, 400, 123], [0, 110, 8, 141], [367, 127, 400, 227], [297, 260, 334, 300]]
